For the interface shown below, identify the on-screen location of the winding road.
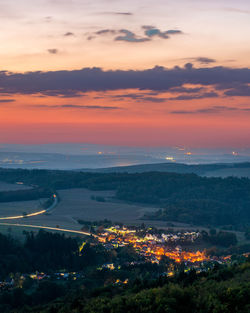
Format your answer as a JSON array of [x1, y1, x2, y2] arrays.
[[0, 194, 58, 221], [0, 193, 97, 238], [0, 222, 96, 237]]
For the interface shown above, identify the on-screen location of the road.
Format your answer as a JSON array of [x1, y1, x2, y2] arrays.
[[0, 222, 97, 237], [0, 194, 58, 221]]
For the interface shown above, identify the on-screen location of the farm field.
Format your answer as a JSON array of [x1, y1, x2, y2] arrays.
[[0, 187, 160, 237], [12, 188, 159, 230], [0, 199, 47, 218], [0, 181, 31, 191]]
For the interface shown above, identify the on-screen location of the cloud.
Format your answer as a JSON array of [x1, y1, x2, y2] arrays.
[[142, 26, 182, 39], [47, 49, 58, 54], [169, 92, 219, 101], [0, 65, 249, 96], [115, 30, 150, 43], [92, 26, 183, 43], [0, 99, 15, 103], [183, 57, 216, 64], [169, 86, 204, 93], [34, 104, 120, 110], [64, 32, 75, 37], [115, 12, 133, 16], [40, 90, 85, 98], [223, 7, 250, 14], [112, 93, 167, 103], [99, 11, 133, 16], [194, 57, 216, 64], [171, 106, 250, 115], [95, 29, 117, 35], [224, 84, 250, 97]]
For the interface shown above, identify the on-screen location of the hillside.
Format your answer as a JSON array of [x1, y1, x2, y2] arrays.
[[82, 162, 250, 178]]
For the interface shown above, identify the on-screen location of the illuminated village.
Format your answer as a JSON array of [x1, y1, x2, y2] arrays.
[[97, 225, 208, 264]]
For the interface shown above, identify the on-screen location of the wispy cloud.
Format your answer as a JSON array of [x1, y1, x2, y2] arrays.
[[223, 7, 250, 14], [115, 29, 150, 43], [142, 26, 182, 39], [0, 99, 16, 103], [183, 57, 216, 64], [34, 104, 121, 110], [114, 12, 133, 16], [47, 49, 58, 54], [90, 26, 183, 43], [171, 106, 250, 114], [169, 92, 219, 101], [64, 32, 75, 37], [98, 11, 133, 16]]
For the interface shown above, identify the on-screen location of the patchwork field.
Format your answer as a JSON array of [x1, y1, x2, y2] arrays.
[[0, 181, 31, 191], [0, 199, 47, 218]]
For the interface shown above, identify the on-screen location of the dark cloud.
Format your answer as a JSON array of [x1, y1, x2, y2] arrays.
[[92, 26, 183, 43], [142, 26, 182, 39], [165, 30, 183, 35], [112, 93, 167, 103], [115, 12, 133, 16], [169, 86, 204, 93], [99, 11, 133, 16], [169, 92, 219, 101], [115, 30, 150, 43], [182, 57, 216, 65], [34, 104, 120, 110], [171, 106, 250, 114], [95, 29, 117, 35], [0, 65, 249, 97], [64, 32, 75, 37], [224, 84, 250, 97], [194, 57, 216, 64], [47, 49, 58, 54], [0, 99, 15, 103]]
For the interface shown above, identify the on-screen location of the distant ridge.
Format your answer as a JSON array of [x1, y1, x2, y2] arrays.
[[80, 162, 250, 178]]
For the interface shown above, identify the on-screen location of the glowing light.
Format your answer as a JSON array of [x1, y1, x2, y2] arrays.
[[165, 156, 175, 161]]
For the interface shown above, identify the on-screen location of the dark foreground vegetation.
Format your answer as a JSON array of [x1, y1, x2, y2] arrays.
[[0, 230, 249, 313], [9, 257, 250, 313], [0, 168, 250, 229], [0, 231, 111, 279]]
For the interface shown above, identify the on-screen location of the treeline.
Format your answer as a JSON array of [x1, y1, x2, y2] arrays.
[[16, 259, 250, 313], [0, 188, 52, 203], [0, 231, 109, 279], [0, 168, 250, 227]]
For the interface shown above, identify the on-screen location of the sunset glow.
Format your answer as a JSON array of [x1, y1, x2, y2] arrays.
[[0, 0, 249, 147]]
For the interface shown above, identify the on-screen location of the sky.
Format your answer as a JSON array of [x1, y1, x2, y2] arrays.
[[0, 0, 249, 148]]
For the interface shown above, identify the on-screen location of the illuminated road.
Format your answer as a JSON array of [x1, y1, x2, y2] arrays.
[[0, 194, 58, 220], [0, 222, 98, 237]]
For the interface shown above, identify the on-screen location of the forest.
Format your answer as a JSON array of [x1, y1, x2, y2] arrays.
[[0, 230, 249, 313], [10, 257, 250, 313]]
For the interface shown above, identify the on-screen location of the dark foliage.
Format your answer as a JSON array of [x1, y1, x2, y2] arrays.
[[13, 260, 250, 313]]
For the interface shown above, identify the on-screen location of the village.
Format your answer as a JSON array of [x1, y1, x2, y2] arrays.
[[97, 225, 223, 264]]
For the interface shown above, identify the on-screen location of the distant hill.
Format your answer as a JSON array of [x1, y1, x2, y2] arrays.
[[80, 162, 250, 178]]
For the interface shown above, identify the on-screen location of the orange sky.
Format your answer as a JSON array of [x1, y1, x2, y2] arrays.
[[0, 0, 249, 147]]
